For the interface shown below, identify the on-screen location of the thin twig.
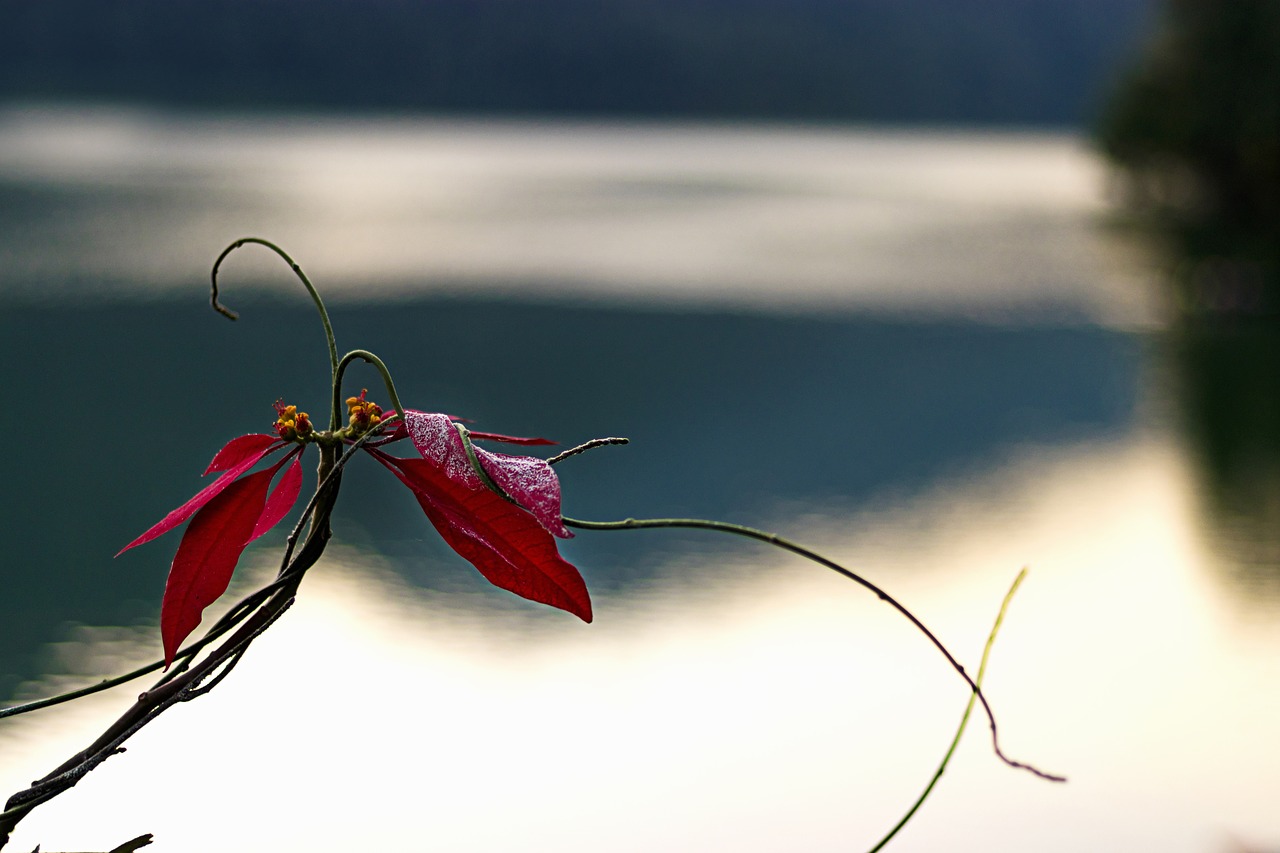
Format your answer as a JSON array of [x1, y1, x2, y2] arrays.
[[276, 428, 385, 577], [865, 568, 1029, 852], [106, 834, 153, 853], [563, 515, 1064, 783], [547, 437, 630, 465], [0, 577, 289, 720]]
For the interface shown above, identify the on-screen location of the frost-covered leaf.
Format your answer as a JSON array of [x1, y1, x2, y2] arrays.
[[405, 410, 570, 538], [474, 446, 573, 539]]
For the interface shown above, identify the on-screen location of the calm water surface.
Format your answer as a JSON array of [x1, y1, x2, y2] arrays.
[[0, 109, 1276, 852]]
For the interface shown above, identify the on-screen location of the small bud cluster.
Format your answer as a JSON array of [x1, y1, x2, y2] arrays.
[[346, 389, 383, 436], [273, 399, 314, 441]]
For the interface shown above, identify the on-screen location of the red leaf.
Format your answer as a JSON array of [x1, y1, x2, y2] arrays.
[[371, 448, 591, 622], [160, 466, 275, 666], [249, 453, 304, 542], [203, 434, 282, 476], [405, 410, 570, 538], [117, 440, 284, 556], [468, 431, 557, 446]]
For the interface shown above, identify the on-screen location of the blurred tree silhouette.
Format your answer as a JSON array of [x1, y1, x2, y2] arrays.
[[1098, 0, 1280, 314], [1168, 325, 1280, 597]]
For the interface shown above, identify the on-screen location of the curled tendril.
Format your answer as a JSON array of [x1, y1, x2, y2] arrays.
[[334, 349, 407, 426], [210, 237, 341, 427]]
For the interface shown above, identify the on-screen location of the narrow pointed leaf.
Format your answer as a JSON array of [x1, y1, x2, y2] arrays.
[[372, 449, 591, 622], [377, 421, 407, 441], [117, 441, 284, 556], [203, 434, 282, 476], [405, 410, 570, 538], [249, 453, 304, 542], [468, 431, 557, 446], [160, 466, 275, 666]]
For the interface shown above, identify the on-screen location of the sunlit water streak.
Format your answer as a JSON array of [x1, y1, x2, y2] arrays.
[[0, 104, 1158, 327], [3, 434, 1277, 852]]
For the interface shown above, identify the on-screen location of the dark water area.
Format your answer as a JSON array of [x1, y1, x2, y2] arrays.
[[0, 0, 1153, 126], [0, 296, 1142, 700]]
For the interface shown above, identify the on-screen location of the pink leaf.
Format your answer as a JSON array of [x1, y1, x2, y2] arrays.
[[160, 466, 275, 666], [474, 446, 573, 539], [404, 411, 474, 479], [404, 410, 570, 538], [117, 441, 285, 556], [203, 434, 282, 476], [249, 453, 304, 542], [371, 448, 591, 622]]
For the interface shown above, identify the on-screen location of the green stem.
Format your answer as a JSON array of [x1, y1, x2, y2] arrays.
[[562, 515, 1063, 783], [455, 423, 513, 502], [276, 426, 385, 575], [209, 237, 341, 427], [333, 349, 407, 427], [864, 568, 1028, 853]]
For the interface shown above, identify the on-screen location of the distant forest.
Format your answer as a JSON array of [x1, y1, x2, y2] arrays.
[[1100, 0, 1280, 247], [1, 0, 1153, 126], [1098, 0, 1280, 311]]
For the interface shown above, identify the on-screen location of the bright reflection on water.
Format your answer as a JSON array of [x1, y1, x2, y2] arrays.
[[1, 109, 1277, 852], [0, 104, 1157, 326]]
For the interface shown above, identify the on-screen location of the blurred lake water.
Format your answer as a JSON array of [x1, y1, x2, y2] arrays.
[[0, 107, 1276, 853]]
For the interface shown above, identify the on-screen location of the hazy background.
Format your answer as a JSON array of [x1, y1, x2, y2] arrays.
[[3, 3, 1279, 852], [1, 0, 1152, 124]]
